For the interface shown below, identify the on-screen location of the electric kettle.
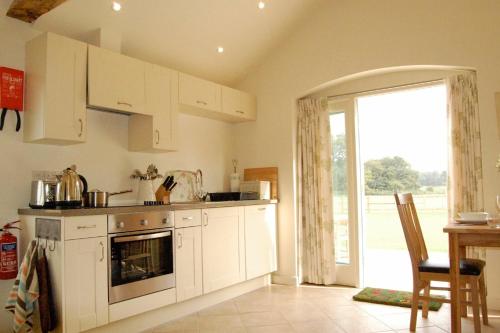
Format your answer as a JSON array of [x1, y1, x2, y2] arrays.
[[55, 165, 88, 208]]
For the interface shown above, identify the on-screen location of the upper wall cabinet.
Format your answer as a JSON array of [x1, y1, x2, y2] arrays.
[[88, 45, 148, 115], [178, 73, 256, 123], [24, 32, 87, 145], [129, 64, 179, 152], [179, 73, 221, 113], [221, 86, 257, 122]]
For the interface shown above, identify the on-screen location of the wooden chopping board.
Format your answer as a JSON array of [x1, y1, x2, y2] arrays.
[[244, 167, 278, 199]]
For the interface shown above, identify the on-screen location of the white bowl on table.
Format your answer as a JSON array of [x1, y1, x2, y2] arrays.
[[458, 212, 488, 221]]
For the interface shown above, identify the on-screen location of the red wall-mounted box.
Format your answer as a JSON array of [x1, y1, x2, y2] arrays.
[[0, 67, 24, 111]]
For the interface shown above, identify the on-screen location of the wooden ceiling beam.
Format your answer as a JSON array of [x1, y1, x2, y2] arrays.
[[6, 0, 68, 23]]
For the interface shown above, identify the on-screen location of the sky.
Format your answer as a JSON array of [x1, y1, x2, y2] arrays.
[[331, 84, 448, 173]]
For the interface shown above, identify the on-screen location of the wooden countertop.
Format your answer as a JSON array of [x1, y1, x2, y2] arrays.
[[18, 199, 278, 217]]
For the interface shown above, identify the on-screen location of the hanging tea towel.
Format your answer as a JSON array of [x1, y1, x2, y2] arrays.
[[5, 240, 39, 333]]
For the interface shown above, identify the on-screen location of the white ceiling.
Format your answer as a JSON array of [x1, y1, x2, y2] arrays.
[[10, 0, 322, 85]]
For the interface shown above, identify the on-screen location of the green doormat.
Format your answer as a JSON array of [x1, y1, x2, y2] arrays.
[[353, 287, 443, 311]]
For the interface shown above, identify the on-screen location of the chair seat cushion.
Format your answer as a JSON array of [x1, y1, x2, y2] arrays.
[[418, 258, 485, 276]]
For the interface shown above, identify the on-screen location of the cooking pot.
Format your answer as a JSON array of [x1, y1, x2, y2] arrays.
[[84, 189, 132, 208]]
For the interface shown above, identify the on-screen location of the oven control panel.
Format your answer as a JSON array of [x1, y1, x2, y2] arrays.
[[108, 210, 174, 233]]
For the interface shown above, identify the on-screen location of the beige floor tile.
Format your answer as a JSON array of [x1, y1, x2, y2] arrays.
[[240, 311, 288, 327], [198, 300, 239, 316], [245, 324, 296, 333], [376, 312, 434, 330], [280, 307, 330, 323], [396, 326, 447, 333], [355, 302, 411, 316], [152, 315, 199, 332], [292, 319, 346, 333], [198, 328, 246, 333], [235, 299, 277, 313], [336, 315, 393, 333], [197, 314, 243, 330], [324, 305, 372, 320]]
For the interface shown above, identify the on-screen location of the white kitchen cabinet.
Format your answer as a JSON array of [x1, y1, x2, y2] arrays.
[[88, 45, 147, 115], [244, 204, 277, 280], [24, 32, 87, 144], [64, 236, 108, 333], [201, 207, 246, 294], [221, 86, 257, 122], [179, 73, 221, 113], [129, 64, 178, 152], [175, 226, 203, 302]]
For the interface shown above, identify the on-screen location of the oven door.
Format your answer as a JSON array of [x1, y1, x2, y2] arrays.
[[109, 228, 175, 304]]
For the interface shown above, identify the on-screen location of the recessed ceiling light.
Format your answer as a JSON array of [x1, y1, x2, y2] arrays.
[[112, 1, 122, 12], [217, 47, 224, 53], [258, 1, 265, 9]]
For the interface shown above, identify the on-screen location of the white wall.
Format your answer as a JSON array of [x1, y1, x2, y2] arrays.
[[0, 16, 235, 328], [234, 0, 500, 300]]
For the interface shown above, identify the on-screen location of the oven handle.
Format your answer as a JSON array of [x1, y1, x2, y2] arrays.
[[113, 230, 172, 243]]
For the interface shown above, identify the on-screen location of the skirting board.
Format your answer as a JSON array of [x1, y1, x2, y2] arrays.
[[271, 273, 299, 286], [86, 275, 270, 333]]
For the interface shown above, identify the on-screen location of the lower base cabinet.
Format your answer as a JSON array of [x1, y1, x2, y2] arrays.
[[244, 205, 277, 279], [64, 237, 108, 333], [175, 226, 203, 302], [201, 207, 246, 294]]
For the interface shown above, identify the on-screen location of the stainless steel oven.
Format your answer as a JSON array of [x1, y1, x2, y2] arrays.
[[108, 211, 175, 304]]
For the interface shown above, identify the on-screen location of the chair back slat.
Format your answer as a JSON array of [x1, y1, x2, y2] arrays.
[[394, 193, 429, 274]]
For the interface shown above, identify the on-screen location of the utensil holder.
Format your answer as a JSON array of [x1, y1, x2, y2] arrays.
[[137, 180, 155, 204]]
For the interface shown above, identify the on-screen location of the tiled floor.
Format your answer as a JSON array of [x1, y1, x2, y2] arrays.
[[148, 284, 500, 333]]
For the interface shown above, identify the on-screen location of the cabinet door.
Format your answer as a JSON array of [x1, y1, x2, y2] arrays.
[[201, 207, 245, 293], [175, 226, 202, 302], [221, 86, 256, 121], [128, 65, 178, 152], [179, 73, 221, 112], [245, 205, 277, 280], [25, 32, 87, 144], [88, 45, 146, 115], [150, 65, 178, 150], [65, 237, 108, 333]]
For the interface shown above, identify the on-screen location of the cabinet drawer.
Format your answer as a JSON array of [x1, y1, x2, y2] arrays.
[[65, 215, 107, 240], [174, 209, 201, 228]]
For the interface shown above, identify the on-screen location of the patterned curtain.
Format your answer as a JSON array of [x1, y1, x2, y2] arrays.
[[446, 72, 485, 259], [297, 98, 336, 285]]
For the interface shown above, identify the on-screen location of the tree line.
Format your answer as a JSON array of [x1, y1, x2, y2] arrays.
[[332, 134, 446, 195]]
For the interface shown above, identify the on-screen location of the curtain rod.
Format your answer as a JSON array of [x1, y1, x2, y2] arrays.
[[327, 78, 445, 100]]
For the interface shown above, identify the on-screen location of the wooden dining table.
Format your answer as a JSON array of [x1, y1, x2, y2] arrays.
[[444, 223, 500, 332]]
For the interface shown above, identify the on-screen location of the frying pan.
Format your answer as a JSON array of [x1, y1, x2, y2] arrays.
[[84, 189, 132, 208]]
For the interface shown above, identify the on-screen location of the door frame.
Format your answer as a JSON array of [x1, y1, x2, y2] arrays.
[[329, 98, 362, 287]]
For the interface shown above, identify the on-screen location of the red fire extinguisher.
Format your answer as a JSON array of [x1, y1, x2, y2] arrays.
[[0, 220, 20, 280]]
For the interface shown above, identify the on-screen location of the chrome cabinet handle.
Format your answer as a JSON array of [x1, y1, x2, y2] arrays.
[[182, 216, 194, 221], [203, 212, 208, 226], [77, 224, 96, 229], [155, 130, 160, 145], [196, 100, 208, 106], [78, 118, 83, 137], [99, 241, 104, 262], [235, 110, 245, 114], [177, 232, 183, 249], [117, 101, 133, 107], [258, 207, 266, 211]]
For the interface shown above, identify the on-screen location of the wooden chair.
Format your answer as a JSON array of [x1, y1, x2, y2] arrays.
[[394, 193, 488, 333]]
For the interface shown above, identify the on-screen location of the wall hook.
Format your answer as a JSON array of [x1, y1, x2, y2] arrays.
[[49, 239, 56, 252]]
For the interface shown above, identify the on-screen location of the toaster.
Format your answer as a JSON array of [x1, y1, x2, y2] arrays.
[[240, 181, 271, 200], [29, 180, 57, 209]]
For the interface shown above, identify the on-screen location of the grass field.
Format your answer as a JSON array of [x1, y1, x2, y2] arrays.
[[364, 209, 448, 252]]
